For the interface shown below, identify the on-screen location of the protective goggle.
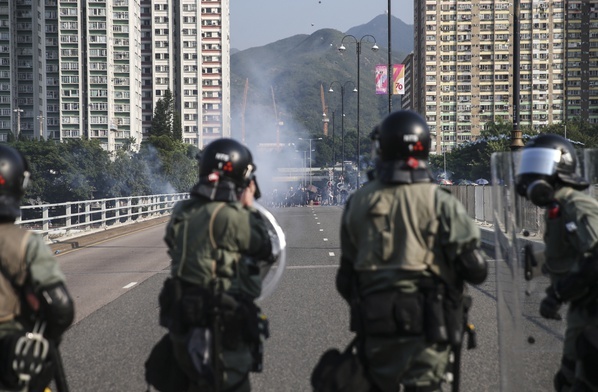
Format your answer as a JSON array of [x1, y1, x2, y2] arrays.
[[516, 148, 562, 177]]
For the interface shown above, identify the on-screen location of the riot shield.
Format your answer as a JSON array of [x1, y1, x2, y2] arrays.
[[492, 151, 562, 391], [253, 202, 287, 301], [492, 148, 598, 391]]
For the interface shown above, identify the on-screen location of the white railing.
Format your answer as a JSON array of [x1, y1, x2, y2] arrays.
[[17, 193, 190, 242]]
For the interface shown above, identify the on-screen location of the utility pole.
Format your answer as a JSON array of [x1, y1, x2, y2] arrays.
[[387, 0, 392, 113], [37, 115, 44, 139], [13, 108, 23, 139], [511, 0, 524, 150]]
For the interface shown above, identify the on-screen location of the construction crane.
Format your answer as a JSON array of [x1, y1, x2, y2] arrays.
[[241, 78, 249, 144], [321, 83, 329, 136]]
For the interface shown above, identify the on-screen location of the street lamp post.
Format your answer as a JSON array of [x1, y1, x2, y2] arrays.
[[339, 34, 378, 188], [299, 137, 323, 185], [328, 81, 356, 182], [13, 108, 23, 139]]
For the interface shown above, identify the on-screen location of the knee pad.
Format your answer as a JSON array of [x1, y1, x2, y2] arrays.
[[576, 326, 598, 387]]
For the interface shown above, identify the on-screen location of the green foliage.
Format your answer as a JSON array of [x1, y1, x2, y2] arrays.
[[429, 120, 598, 182], [11, 134, 199, 204], [150, 89, 178, 140]]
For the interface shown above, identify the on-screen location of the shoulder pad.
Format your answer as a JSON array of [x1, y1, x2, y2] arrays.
[[438, 186, 452, 195]]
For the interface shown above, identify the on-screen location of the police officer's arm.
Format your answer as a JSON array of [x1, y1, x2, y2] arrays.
[[26, 234, 74, 340], [438, 190, 488, 285], [336, 201, 356, 302], [551, 206, 598, 302], [244, 209, 273, 262]]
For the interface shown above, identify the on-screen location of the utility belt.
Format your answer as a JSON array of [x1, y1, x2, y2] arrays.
[[159, 277, 269, 371], [352, 278, 473, 347]]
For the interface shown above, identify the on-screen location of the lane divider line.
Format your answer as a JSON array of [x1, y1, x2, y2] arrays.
[[329, 252, 335, 256], [123, 282, 137, 289]]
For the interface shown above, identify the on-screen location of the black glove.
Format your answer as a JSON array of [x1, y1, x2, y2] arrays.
[[539, 286, 562, 320]]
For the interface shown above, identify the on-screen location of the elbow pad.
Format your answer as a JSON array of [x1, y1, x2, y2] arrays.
[[457, 248, 488, 285], [554, 254, 598, 302], [39, 282, 75, 340]]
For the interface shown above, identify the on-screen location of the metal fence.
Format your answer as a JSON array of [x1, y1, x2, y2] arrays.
[[17, 193, 189, 241], [446, 184, 598, 238], [17, 185, 597, 243]]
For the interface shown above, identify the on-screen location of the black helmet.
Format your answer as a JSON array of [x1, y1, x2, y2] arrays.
[[199, 138, 256, 189], [515, 134, 588, 206], [0, 145, 30, 220], [376, 110, 431, 162]]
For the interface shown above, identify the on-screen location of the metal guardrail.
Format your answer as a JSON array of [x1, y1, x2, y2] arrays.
[[446, 184, 598, 239], [17, 193, 190, 242], [17, 185, 596, 244]]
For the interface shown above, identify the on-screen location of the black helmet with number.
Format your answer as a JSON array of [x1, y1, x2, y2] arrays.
[[515, 134, 588, 206], [373, 110, 433, 184], [193, 138, 260, 201], [0, 145, 30, 220]]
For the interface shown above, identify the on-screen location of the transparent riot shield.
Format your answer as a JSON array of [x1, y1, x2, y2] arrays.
[[253, 202, 287, 301], [492, 151, 564, 391]]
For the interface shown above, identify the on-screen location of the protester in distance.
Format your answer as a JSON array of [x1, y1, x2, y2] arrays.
[[0, 144, 75, 392], [334, 110, 488, 392], [147, 138, 276, 392], [515, 134, 598, 392]]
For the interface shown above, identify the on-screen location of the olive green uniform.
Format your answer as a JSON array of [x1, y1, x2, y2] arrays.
[[164, 196, 271, 392], [337, 180, 480, 391], [543, 187, 598, 391], [0, 223, 67, 392]]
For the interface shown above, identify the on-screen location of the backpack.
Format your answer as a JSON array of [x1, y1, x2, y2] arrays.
[[311, 337, 371, 392]]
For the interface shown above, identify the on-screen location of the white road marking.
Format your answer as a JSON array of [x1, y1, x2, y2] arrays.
[[123, 282, 137, 289], [323, 238, 328, 241], [317, 222, 321, 225], [329, 252, 335, 256], [320, 229, 323, 231]]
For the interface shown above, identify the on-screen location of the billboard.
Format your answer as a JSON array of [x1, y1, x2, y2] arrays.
[[392, 64, 405, 95], [375, 65, 388, 95], [376, 64, 405, 95]]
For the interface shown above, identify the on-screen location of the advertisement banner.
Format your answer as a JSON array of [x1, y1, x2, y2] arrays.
[[392, 64, 405, 95], [375, 65, 388, 95]]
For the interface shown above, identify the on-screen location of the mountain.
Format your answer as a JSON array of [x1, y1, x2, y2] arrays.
[[230, 14, 414, 154], [345, 14, 414, 56]]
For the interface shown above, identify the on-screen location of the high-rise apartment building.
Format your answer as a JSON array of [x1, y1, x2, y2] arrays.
[[139, 0, 230, 148], [408, 0, 598, 154], [1, 0, 230, 151]]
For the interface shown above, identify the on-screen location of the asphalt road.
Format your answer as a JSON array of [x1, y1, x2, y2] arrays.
[[54, 206, 559, 391]]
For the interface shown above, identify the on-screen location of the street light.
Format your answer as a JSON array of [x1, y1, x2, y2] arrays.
[[328, 81, 356, 182], [299, 137, 323, 185], [13, 108, 23, 139], [339, 34, 378, 188]]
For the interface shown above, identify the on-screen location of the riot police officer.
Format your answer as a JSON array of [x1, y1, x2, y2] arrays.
[[515, 134, 598, 392], [0, 144, 75, 391], [155, 138, 275, 392], [336, 110, 488, 392]]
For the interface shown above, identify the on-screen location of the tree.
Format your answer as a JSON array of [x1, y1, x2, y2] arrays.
[[150, 99, 169, 138]]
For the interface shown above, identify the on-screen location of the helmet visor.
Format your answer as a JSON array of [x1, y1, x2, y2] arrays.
[[516, 148, 561, 177]]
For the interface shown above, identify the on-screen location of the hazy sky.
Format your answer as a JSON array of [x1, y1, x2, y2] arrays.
[[230, 0, 414, 51]]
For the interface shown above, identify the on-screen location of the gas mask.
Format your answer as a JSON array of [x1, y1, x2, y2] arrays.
[[515, 147, 562, 207]]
